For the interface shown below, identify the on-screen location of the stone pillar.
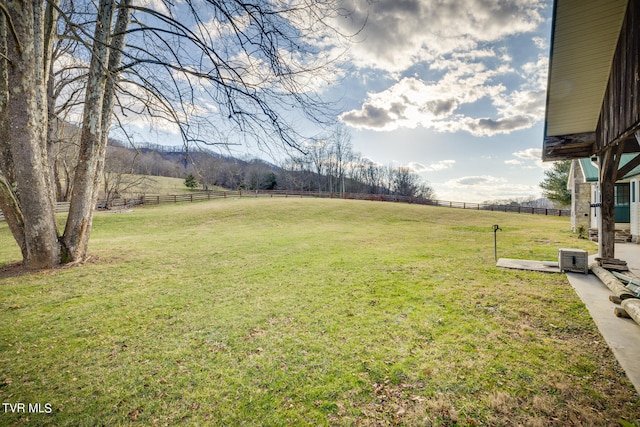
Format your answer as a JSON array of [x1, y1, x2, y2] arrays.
[[570, 160, 591, 233], [573, 183, 592, 233]]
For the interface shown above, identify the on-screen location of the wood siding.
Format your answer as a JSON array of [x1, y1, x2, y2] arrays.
[[597, 0, 640, 151]]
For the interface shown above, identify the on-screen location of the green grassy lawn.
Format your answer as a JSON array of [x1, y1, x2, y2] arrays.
[[140, 175, 225, 194], [0, 198, 638, 426], [138, 175, 191, 194], [109, 174, 224, 198]]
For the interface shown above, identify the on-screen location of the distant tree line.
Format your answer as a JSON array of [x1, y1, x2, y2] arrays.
[[482, 195, 555, 209], [98, 131, 436, 200], [47, 120, 435, 203]]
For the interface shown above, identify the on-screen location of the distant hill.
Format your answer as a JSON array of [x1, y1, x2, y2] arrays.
[[105, 139, 435, 200]]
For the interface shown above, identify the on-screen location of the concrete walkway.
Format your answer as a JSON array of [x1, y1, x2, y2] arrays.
[[565, 243, 640, 395]]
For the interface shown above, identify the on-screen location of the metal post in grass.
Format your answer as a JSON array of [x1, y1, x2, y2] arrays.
[[493, 224, 501, 261]]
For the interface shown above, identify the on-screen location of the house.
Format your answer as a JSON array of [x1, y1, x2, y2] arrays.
[[543, 0, 640, 260], [569, 156, 640, 243]]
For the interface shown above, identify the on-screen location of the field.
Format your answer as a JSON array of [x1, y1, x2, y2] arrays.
[[140, 175, 193, 194], [105, 175, 216, 197], [0, 198, 638, 426]]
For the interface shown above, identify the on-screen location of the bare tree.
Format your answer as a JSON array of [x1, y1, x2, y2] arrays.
[[307, 140, 329, 193], [416, 182, 436, 201], [392, 167, 419, 197], [361, 159, 383, 194], [331, 125, 352, 196], [281, 155, 314, 191], [49, 120, 81, 202], [0, 0, 357, 268], [102, 145, 152, 208]]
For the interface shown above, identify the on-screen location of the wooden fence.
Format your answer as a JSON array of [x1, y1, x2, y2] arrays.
[[0, 191, 570, 222], [0, 202, 71, 222], [245, 190, 571, 216]]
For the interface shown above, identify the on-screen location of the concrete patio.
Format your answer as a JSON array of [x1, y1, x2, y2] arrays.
[[566, 243, 640, 395]]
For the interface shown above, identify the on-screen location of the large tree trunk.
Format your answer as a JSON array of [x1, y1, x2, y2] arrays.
[[0, 0, 127, 268], [0, 13, 25, 256], [62, 0, 129, 262], [0, 1, 61, 269], [62, 0, 115, 262]]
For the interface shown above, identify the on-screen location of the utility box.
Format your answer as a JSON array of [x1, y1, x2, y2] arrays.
[[558, 248, 589, 274]]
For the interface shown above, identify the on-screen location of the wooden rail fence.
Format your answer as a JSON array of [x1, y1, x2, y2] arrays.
[[0, 191, 570, 222], [0, 202, 71, 222]]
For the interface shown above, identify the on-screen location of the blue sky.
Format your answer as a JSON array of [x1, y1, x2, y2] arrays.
[[328, 0, 553, 203], [122, 0, 554, 203]]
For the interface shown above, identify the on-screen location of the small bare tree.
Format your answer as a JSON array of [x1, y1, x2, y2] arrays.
[[307, 140, 329, 193], [102, 145, 152, 208], [331, 125, 352, 196]]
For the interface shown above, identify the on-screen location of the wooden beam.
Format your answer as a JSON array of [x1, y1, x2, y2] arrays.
[[543, 132, 596, 161], [617, 153, 640, 180], [623, 133, 640, 153]]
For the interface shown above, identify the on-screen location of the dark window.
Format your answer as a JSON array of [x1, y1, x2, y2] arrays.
[[615, 183, 630, 206]]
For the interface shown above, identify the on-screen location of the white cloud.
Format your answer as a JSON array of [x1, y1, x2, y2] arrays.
[[340, 68, 547, 135], [335, 0, 548, 137], [133, 0, 170, 14], [513, 148, 542, 160], [339, 39, 550, 136], [339, 67, 544, 136], [454, 175, 505, 186], [335, 0, 545, 74], [407, 160, 455, 173], [507, 148, 553, 170], [459, 115, 534, 136], [532, 36, 548, 50], [406, 162, 428, 172], [340, 63, 510, 132]]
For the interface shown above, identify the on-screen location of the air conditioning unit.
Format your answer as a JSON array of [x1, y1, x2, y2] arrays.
[[558, 248, 589, 274]]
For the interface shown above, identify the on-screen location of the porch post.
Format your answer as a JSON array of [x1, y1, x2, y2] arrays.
[[598, 144, 624, 259]]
